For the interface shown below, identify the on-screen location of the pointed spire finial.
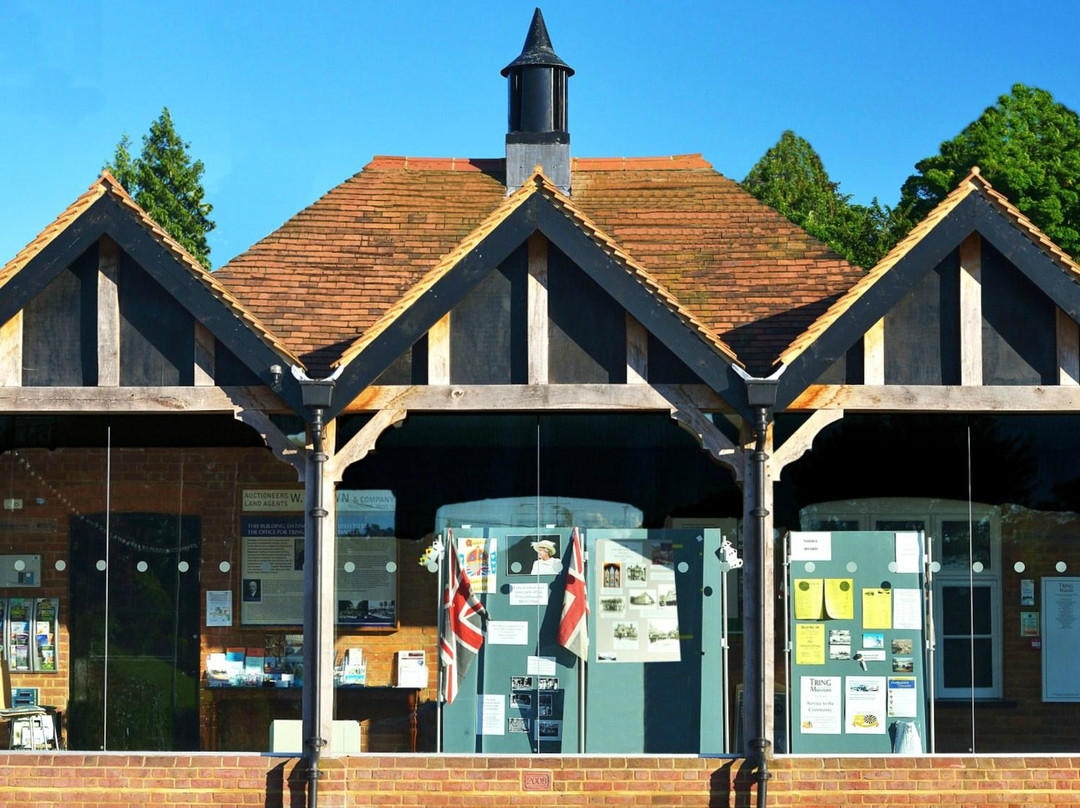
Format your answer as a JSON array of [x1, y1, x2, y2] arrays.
[[501, 8, 574, 76]]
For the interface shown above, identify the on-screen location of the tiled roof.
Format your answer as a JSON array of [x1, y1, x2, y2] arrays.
[[333, 169, 740, 370], [1, 172, 301, 367], [218, 155, 864, 375], [777, 167, 1080, 368]]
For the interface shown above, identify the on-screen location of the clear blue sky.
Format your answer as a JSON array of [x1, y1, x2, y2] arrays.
[[3, 1, 1079, 268]]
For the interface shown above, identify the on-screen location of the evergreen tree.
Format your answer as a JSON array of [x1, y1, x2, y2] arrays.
[[742, 130, 894, 268], [106, 108, 215, 269], [897, 84, 1080, 257]]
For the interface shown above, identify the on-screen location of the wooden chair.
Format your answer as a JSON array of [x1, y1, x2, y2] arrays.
[[0, 656, 57, 750]]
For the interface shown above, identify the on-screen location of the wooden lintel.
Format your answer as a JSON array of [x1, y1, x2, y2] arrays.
[[340, 383, 730, 414], [527, 233, 549, 385], [1057, 308, 1080, 386], [0, 312, 23, 387], [864, 318, 885, 385], [97, 235, 120, 386], [959, 233, 982, 385], [788, 384, 1080, 412], [626, 313, 648, 384], [428, 313, 451, 385], [0, 385, 287, 414]]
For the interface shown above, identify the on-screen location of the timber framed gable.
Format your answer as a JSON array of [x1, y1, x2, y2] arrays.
[[329, 172, 751, 420], [0, 173, 305, 414], [773, 169, 1080, 412]]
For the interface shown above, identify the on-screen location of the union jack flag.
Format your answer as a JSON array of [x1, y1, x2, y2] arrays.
[[557, 527, 589, 659], [439, 530, 489, 703]]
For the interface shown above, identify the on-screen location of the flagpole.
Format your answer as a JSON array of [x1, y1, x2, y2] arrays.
[[435, 532, 445, 753], [580, 537, 587, 753]]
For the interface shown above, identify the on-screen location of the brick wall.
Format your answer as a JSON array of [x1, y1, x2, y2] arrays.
[[1, 753, 1079, 807]]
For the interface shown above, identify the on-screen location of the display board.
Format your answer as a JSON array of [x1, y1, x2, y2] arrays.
[[441, 525, 733, 754], [240, 489, 397, 627], [787, 530, 929, 754], [1042, 577, 1080, 701]]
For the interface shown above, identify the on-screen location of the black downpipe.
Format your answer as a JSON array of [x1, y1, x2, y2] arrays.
[[306, 403, 327, 808], [749, 394, 775, 808]]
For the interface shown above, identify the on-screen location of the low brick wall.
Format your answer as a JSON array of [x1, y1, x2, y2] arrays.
[[0, 753, 1078, 807]]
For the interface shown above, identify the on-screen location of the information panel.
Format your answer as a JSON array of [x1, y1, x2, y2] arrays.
[[1043, 577, 1080, 701], [788, 531, 928, 754]]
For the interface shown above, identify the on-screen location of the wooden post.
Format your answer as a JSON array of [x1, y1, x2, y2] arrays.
[[194, 323, 216, 386], [98, 236, 120, 386], [1057, 308, 1080, 386], [959, 233, 982, 385], [0, 312, 22, 387], [527, 232, 549, 385], [626, 314, 648, 384], [864, 317, 885, 384], [428, 314, 451, 385]]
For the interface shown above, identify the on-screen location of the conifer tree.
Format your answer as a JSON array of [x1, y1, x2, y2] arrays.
[[106, 108, 215, 268]]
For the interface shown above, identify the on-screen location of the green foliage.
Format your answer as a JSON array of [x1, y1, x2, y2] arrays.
[[105, 108, 215, 269], [897, 84, 1080, 257], [742, 130, 895, 268]]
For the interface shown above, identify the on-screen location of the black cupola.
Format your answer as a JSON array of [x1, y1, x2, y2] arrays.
[[503, 8, 573, 194]]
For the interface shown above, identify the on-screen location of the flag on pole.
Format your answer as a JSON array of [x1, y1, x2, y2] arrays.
[[439, 530, 488, 704], [557, 526, 589, 659]]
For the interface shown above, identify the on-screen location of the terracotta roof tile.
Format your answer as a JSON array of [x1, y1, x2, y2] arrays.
[[777, 167, 1080, 368], [1, 172, 301, 368], [218, 155, 864, 375]]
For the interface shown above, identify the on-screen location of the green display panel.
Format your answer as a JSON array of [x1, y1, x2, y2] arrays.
[[442, 527, 733, 753], [787, 530, 928, 754]]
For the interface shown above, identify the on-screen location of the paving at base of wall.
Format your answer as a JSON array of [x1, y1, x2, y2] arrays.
[[1, 753, 1078, 807]]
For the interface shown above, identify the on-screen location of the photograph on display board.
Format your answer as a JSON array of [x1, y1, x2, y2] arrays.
[[505, 534, 562, 576]]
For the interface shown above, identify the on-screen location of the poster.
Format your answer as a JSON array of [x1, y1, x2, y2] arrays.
[[887, 676, 918, 717], [793, 579, 824, 619], [789, 532, 832, 560], [240, 516, 305, 625], [206, 590, 233, 627], [824, 578, 854, 619], [457, 536, 497, 594], [795, 623, 825, 665], [844, 676, 887, 734], [240, 489, 398, 626], [799, 675, 842, 734], [892, 588, 922, 630], [337, 490, 397, 625], [861, 588, 892, 629], [594, 539, 681, 664]]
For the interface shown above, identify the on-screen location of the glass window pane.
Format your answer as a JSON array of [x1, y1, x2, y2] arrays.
[[875, 519, 925, 532], [942, 638, 994, 689], [941, 586, 993, 635], [940, 519, 992, 571]]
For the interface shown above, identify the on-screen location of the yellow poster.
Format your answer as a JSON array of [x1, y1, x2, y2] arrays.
[[793, 578, 825, 620], [795, 622, 826, 665], [862, 588, 892, 629], [824, 578, 854, 619]]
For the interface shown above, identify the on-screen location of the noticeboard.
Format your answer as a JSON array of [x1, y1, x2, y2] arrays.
[[787, 530, 929, 754]]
